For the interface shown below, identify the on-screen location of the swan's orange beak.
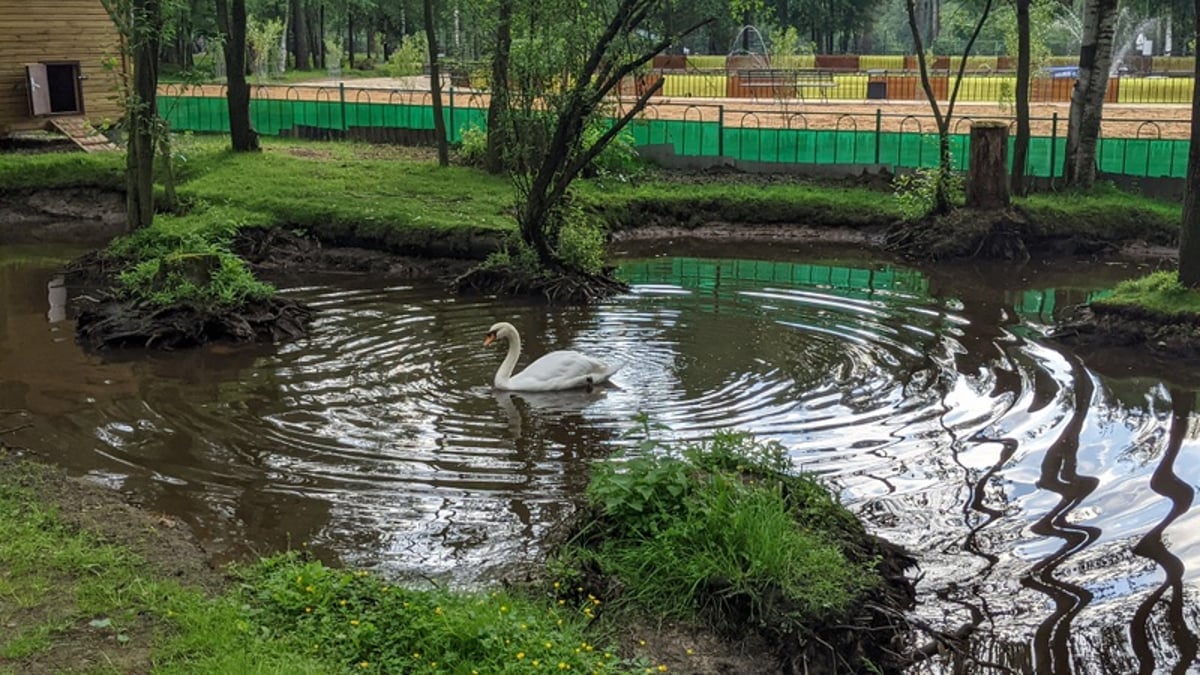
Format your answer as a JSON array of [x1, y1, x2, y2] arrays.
[[483, 333, 496, 347]]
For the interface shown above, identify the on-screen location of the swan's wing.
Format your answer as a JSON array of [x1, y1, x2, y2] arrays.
[[509, 350, 618, 391]]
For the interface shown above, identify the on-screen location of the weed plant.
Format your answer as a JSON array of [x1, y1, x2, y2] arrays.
[[557, 431, 879, 637]]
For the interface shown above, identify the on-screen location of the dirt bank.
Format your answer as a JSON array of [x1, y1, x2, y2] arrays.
[[0, 187, 126, 245]]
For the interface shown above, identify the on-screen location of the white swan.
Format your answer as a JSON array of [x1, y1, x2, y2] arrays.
[[483, 321, 620, 392]]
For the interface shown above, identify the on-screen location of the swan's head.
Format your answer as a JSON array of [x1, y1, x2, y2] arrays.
[[483, 322, 517, 347]]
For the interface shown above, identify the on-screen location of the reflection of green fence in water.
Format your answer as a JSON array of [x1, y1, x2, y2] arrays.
[[623, 259, 1118, 325], [1012, 288, 1111, 324], [618, 258, 931, 300], [158, 91, 1190, 180]]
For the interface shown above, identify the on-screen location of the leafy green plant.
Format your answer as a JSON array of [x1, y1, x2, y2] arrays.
[[582, 119, 644, 180], [1095, 270, 1200, 316], [555, 201, 608, 275], [381, 32, 428, 77], [457, 124, 488, 166], [893, 166, 965, 220]]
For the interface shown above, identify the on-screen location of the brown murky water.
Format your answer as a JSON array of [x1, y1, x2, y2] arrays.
[[1, 240, 1197, 673]]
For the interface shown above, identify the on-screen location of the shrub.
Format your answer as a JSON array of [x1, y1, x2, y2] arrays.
[[457, 125, 487, 167], [382, 33, 428, 77], [892, 166, 964, 220]]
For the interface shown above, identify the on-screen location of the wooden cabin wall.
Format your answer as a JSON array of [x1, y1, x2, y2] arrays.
[[0, 0, 124, 133]]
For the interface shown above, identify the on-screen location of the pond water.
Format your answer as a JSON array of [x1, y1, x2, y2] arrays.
[[1, 240, 1198, 673]]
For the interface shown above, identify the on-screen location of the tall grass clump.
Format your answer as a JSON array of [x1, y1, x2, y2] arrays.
[[555, 431, 880, 637]]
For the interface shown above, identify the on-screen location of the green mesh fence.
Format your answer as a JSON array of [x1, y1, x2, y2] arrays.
[[618, 258, 931, 300], [159, 95, 1189, 180]]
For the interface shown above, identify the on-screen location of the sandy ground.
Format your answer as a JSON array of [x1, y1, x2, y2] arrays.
[[159, 76, 1193, 139]]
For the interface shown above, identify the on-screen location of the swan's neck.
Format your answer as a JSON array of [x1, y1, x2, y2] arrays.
[[495, 332, 522, 387]]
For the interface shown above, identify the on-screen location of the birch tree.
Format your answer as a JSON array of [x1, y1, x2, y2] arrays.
[[1062, 0, 1118, 188]]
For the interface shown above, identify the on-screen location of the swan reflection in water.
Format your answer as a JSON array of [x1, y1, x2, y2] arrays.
[[491, 388, 613, 440]]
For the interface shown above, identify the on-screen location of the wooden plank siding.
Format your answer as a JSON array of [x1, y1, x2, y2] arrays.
[[0, 0, 124, 134]]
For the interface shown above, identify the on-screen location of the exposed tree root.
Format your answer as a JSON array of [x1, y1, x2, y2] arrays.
[[75, 294, 311, 351], [885, 207, 1035, 262]]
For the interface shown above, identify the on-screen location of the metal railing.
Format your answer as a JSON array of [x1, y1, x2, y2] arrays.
[[157, 83, 1193, 180]]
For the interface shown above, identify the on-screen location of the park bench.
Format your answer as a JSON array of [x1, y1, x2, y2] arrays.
[[740, 69, 836, 101]]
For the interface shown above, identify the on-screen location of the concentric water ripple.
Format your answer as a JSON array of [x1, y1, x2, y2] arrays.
[[3, 244, 1199, 672]]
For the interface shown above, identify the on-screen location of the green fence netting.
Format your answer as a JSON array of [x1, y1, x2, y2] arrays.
[[159, 95, 1189, 180]]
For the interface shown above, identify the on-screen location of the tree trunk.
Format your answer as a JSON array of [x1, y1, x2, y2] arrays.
[[424, 0, 449, 166], [291, 0, 310, 70], [347, 9, 356, 69], [127, 0, 162, 231], [317, 3, 325, 69], [1178, 8, 1200, 287], [1064, 0, 1118, 188], [484, 0, 513, 174], [366, 13, 376, 60], [1011, 0, 1031, 195], [216, 0, 260, 152], [967, 122, 1010, 209]]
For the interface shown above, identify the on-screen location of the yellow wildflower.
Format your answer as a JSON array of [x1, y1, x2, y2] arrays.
[[517, 653, 526, 660], [358, 662, 369, 669]]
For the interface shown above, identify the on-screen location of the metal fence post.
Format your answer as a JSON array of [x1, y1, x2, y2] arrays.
[[1048, 112, 1058, 184], [874, 108, 882, 165], [717, 105, 725, 157], [339, 82, 347, 131]]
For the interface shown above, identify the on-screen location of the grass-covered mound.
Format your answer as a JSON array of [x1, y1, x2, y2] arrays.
[[552, 431, 918, 674], [1052, 270, 1200, 366], [69, 206, 310, 349]]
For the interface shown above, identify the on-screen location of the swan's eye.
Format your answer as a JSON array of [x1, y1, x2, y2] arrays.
[[487, 331, 496, 338]]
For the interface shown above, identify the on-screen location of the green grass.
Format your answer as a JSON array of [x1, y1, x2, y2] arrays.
[[0, 454, 647, 674], [556, 431, 879, 637], [1093, 270, 1200, 317], [1019, 184, 1180, 244], [582, 179, 905, 231], [0, 151, 124, 190]]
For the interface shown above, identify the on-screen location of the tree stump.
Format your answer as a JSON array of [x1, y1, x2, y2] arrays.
[[967, 121, 1010, 209]]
